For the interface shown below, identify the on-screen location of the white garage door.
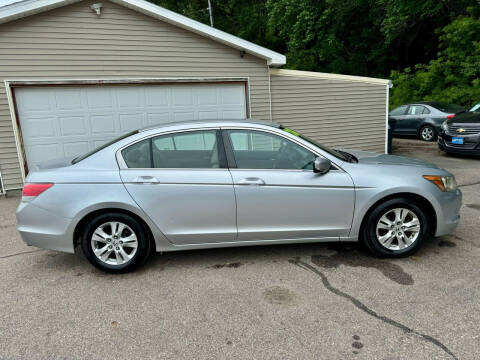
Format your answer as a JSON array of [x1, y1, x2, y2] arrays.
[[14, 83, 247, 169]]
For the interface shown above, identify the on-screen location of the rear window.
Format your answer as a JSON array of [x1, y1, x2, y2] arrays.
[[72, 130, 138, 164], [429, 102, 465, 113]]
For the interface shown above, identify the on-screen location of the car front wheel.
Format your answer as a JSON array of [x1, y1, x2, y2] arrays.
[[362, 198, 429, 257], [81, 212, 151, 273]]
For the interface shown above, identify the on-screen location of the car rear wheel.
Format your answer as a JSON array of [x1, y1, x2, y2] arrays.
[[362, 198, 429, 257], [420, 125, 436, 141], [81, 213, 151, 273]]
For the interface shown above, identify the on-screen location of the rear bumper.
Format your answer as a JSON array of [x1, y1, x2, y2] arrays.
[[433, 189, 462, 237], [16, 201, 75, 253]]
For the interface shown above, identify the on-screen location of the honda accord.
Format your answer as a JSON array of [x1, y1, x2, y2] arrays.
[[16, 120, 462, 272]]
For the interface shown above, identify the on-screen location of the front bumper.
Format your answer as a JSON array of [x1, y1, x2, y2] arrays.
[[433, 188, 462, 237], [438, 132, 480, 155], [16, 201, 75, 253]]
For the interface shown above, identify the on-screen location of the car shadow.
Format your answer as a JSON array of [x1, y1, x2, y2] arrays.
[[33, 234, 453, 280]]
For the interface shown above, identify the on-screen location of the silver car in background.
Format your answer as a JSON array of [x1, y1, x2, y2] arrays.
[[16, 120, 462, 272]]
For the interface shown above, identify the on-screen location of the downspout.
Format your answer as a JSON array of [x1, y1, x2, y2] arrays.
[[267, 64, 273, 122]]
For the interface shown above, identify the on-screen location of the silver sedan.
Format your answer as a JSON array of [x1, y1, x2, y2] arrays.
[[16, 120, 462, 272]]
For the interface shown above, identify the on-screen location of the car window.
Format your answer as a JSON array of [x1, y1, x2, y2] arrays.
[[152, 130, 220, 168], [389, 105, 407, 116], [121, 130, 221, 169], [422, 107, 431, 114], [121, 138, 152, 168], [73, 130, 138, 164], [470, 103, 480, 112], [407, 105, 425, 115], [227, 130, 316, 170]]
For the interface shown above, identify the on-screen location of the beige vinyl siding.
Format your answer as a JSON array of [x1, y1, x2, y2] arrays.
[[270, 72, 388, 153], [0, 0, 271, 190]]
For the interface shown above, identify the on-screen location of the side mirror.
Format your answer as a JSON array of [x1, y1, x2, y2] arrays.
[[313, 157, 331, 174]]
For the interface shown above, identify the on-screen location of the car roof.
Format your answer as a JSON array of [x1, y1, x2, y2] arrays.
[[139, 119, 281, 132]]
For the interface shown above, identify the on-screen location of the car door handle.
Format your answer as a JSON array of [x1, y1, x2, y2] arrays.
[[237, 177, 266, 186], [132, 176, 160, 184]]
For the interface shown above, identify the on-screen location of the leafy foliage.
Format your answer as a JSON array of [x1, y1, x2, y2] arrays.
[[148, 0, 480, 107], [390, 11, 480, 108]]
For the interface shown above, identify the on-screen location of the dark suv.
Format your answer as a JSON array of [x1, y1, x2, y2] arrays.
[[438, 111, 480, 155], [389, 102, 465, 141]]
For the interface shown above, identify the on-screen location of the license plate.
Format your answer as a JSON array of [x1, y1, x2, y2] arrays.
[[452, 137, 464, 144]]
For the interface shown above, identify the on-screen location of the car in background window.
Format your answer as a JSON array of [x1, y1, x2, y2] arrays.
[[389, 102, 466, 141]]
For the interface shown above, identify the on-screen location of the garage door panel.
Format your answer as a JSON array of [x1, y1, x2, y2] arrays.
[[63, 141, 89, 157], [198, 111, 218, 120], [172, 87, 194, 106], [119, 113, 144, 132], [86, 88, 114, 109], [116, 87, 144, 108], [146, 112, 170, 126], [89, 114, 116, 134], [17, 91, 51, 112], [145, 87, 169, 106], [54, 89, 83, 110], [20, 116, 56, 139], [59, 116, 87, 136], [14, 83, 246, 169], [197, 88, 218, 105], [174, 112, 195, 121], [26, 143, 59, 164], [221, 86, 245, 105]]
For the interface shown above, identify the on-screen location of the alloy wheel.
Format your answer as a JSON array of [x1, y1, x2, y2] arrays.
[[421, 127, 434, 141], [91, 221, 138, 266], [375, 208, 421, 251]]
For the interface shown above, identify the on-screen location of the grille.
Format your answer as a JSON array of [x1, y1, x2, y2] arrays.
[[447, 125, 480, 135]]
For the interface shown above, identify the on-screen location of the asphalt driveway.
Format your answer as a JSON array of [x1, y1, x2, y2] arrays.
[[1, 138, 479, 360]]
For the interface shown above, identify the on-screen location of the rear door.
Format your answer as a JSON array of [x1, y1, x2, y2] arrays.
[[223, 128, 355, 241], [403, 105, 426, 134], [119, 129, 237, 245]]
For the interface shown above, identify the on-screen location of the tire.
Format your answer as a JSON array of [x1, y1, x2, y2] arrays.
[[362, 198, 430, 258], [419, 125, 436, 141], [81, 212, 151, 273]]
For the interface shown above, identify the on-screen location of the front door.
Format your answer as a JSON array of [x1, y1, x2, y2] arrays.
[[224, 129, 355, 241], [120, 129, 237, 245]]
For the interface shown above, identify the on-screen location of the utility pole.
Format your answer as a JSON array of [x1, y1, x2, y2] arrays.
[[207, 0, 214, 27]]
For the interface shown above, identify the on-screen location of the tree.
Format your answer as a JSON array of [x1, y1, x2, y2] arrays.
[[390, 9, 480, 108]]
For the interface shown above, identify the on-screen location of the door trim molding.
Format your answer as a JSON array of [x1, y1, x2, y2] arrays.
[[5, 77, 250, 186]]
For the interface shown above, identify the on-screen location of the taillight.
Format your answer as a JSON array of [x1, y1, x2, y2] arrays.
[[22, 183, 53, 197], [447, 114, 455, 119]]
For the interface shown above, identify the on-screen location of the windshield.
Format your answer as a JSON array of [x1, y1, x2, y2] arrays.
[[280, 126, 350, 162], [470, 103, 480, 112], [72, 130, 138, 164]]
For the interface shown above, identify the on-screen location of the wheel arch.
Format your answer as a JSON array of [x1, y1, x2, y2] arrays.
[[359, 192, 437, 241], [73, 208, 156, 251]]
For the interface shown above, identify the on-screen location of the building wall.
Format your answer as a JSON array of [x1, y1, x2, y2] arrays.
[[270, 69, 388, 153], [0, 0, 271, 190]]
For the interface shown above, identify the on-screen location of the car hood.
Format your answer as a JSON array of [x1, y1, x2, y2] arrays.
[[446, 111, 480, 125], [341, 150, 439, 169]]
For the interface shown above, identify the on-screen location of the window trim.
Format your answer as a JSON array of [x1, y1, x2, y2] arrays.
[[220, 127, 341, 172], [116, 127, 228, 170]]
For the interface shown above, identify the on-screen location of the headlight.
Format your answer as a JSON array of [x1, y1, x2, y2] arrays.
[[423, 175, 457, 192], [441, 121, 448, 131]]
